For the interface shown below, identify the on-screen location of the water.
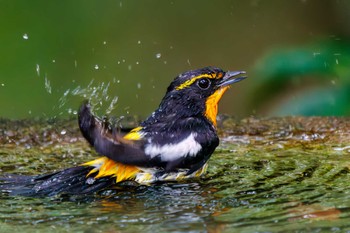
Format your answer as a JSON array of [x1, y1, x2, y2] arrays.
[[0, 117, 349, 232]]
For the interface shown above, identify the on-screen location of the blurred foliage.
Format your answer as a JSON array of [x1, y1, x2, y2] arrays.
[[248, 40, 350, 116], [1, 1, 350, 118]]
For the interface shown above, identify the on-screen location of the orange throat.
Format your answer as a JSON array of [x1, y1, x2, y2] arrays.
[[205, 86, 229, 126]]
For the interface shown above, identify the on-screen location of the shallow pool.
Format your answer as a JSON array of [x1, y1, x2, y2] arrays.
[[0, 117, 350, 232]]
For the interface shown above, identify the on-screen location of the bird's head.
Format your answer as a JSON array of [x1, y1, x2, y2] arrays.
[[158, 67, 247, 126]]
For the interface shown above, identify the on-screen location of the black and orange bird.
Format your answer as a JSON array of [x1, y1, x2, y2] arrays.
[[0, 67, 246, 197]]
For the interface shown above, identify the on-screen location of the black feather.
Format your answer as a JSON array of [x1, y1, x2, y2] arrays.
[[0, 166, 115, 197], [78, 102, 152, 167]]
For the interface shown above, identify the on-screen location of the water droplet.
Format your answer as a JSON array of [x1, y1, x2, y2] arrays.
[[1, 83, 4, 87], [128, 65, 132, 70], [45, 75, 52, 94], [136, 61, 139, 65], [74, 60, 77, 67], [94, 64, 99, 70], [106, 96, 119, 115], [22, 33, 29, 40], [63, 89, 70, 96], [96, 216, 109, 221], [334, 145, 350, 151], [137, 40, 141, 44], [36, 64, 40, 76], [163, 61, 167, 64], [52, 59, 56, 63], [60, 129, 67, 135], [103, 41, 107, 45], [156, 53, 161, 59], [137, 83, 141, 89]]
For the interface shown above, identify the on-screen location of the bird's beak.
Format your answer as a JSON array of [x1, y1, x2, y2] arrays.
[[218, 71, 247, 87]]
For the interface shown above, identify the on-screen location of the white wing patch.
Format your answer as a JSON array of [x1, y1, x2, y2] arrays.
[[145, 133, 202, 162]]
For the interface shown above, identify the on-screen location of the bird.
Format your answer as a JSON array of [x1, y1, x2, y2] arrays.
[[0, 67, 246, 197]]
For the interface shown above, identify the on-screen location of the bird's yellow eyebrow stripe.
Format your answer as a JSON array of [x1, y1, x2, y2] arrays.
[[175, 73, 222, 90]]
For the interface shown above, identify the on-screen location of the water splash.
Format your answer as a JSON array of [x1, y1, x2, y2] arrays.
[[22, 33, 29, 40], [58, 80, 119, 117], [156, 53, 161, 59], [44, 75, 52, 94], [36, 64, 40, 76], [106, 96, 119, 115]]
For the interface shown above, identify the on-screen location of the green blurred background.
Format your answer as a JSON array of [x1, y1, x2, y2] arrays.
[[1, 0, 350, 119]]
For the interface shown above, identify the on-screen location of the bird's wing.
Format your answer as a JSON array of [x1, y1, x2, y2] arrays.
[[78, 102, 151, 167], [137, 116, 217, 172]]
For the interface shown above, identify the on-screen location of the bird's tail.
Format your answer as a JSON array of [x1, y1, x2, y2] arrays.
[[0, 166, 115, 197]]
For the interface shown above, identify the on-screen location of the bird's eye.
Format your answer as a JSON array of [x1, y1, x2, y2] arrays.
[[197, 78, 211, 90]]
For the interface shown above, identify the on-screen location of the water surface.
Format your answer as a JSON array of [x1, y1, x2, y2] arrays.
[[0, 116, 350, 232]]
